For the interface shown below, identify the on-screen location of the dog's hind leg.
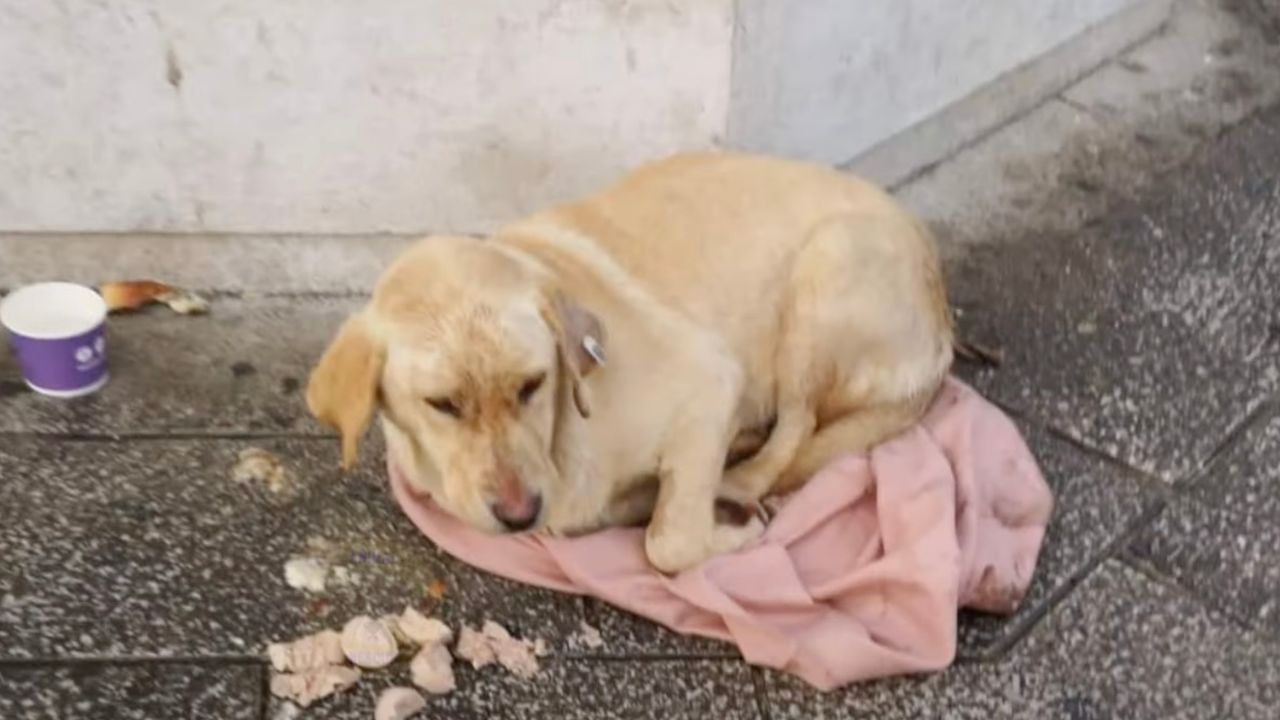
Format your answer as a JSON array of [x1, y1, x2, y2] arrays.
[[718, 403, 815, 504], [774, 397, 933, 492], [717, 216, 857, 504], [720, 212, 951, 503]]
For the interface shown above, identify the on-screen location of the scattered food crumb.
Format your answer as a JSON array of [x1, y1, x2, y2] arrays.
[[100, 280, 210, 315], [283, 557, 329, 593], [375, 686, 427, 720], [305, 536, 339, 557], [456, 621, 541, 678], [162, 291, 210, 315], [572, 621, 605, 650], [341, 615, 400, 669], [397, 606, 453, 647], [269, 665, 360, 707], [381, 613, 412, 647], [264, 611, 545, 706], [409, 643, 456, 695], [272, 701, 302, 720], [455, 626, 495, 669], [267, 629, 345, 672], [330, 565, 360, 587], [232, 447, 291, 494]]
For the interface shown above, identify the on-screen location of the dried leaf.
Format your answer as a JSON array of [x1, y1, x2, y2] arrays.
[[100, 280, 209, 315], [426, 579, 447, 601], [953, 338, 1004, 368], [231, 447, 291, 494]]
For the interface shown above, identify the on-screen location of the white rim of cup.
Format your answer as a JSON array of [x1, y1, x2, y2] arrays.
[[26, 372, 111, 399], [0, 282, 107, 340]]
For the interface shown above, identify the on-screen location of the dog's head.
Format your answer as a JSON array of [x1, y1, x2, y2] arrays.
[[306, 236, 604, 533]]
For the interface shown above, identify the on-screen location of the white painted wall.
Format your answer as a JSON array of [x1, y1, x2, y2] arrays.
[[729, 0, 1142, 163], [0, 0, 732, 233], [0, 0, 1142, 234]]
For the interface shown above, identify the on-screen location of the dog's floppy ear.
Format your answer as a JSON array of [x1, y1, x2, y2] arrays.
[[306, 313, 385, 470], [539, 291, 606, 418]]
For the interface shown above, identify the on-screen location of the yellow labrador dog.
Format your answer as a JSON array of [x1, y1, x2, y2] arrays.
[[307, 152, 953, 573]]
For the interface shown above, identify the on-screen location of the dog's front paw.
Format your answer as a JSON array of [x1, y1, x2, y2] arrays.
[[644, 515, 766, 574], [645, 528, 706, 575]]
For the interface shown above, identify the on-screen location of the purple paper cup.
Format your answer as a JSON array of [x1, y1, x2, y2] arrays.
[[1, 282, 109, 398]]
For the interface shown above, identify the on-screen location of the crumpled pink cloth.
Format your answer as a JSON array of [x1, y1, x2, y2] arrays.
[[389, 379, 1052, 690]]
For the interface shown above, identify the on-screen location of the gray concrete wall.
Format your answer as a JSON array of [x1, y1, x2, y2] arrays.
[[0, 0, 1148, 235], [0, 0, 733, 234], [729, 0, 1144, 164]]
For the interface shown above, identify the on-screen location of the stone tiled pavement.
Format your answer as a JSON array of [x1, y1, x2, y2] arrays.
[[4, 92, 1280, 720]]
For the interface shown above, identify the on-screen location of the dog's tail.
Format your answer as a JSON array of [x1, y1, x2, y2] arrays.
[[952, 337, 1003, 368]]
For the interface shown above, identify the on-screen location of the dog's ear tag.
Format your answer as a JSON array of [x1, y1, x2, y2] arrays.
[[582, 335, 606, 366]]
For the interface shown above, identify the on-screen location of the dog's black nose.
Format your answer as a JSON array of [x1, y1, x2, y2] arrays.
[[493, 494, 542, 532]]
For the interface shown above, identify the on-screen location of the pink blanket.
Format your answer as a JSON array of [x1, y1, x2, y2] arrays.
[[389, 379, 1053, 690]]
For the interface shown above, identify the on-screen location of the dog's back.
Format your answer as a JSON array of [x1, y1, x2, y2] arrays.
[[521, 152, 948, 408], [554, 152, 904, 323]]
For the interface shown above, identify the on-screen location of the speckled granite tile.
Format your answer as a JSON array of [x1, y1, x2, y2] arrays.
[[0, 437, 583, 659], [956, 424, 1158, 657], [951, 104, 1280, 482], [1129, 406, 1280, 636], [0, 661, 261, 720], [264, 658, 759, 720], [0, 296, 358, 435], [577, 598, 738, 658], [763, 561, 1280, 719], [585, 422, 1160, 662], [497, 421, 1157, 662]]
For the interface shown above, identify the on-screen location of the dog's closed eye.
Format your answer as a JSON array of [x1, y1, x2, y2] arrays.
[[426, 397, 462, 418], [518, 373, 545, 405]]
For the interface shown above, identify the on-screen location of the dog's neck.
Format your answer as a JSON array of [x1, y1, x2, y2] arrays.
[[543, 374, 609, 535], [498, 217, 696, 534], [499, 220, 640, 534]]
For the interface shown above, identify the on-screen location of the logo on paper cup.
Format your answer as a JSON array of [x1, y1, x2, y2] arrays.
[[74, 338, 105, 371]]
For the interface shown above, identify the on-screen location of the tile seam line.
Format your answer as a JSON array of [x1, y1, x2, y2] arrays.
[[255, 662, 270, 720], [0, 230, 437, 239], [0, 431, 336, 442], [0, 288, 372, 298], [976, 497, 1168, 661], [879, 14, 1170, 193], [978, 391, 1280, 660], [749, 666, 774, 720], [976, 390, 1168, 490], [0, 653, 740, 667], [0, 654, 266, 668], [1115, 551, 1276, 638], [1172, 397, 1280, 491]]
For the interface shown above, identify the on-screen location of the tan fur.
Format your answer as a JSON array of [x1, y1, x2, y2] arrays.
[[306, 314, 384, 470], [307, 152, 953, 573]]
